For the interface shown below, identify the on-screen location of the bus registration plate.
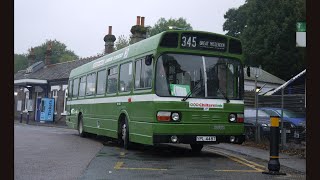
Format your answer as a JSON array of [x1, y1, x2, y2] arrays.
[[196, 136, 216, 141]]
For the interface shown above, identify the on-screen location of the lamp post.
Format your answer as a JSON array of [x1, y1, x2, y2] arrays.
[[255, 66, 262, 143]]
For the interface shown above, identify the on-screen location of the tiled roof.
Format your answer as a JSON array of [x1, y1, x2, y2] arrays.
[[244, 67, 285, 85], [14, 56, 102, 81]]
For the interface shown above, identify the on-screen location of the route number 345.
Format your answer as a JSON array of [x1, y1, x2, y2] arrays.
[[181, 36, 197, 48]]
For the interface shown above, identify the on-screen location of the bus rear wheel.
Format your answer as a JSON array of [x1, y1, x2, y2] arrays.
[[190, 144, 203, 153], [121, 117, 131, 149]]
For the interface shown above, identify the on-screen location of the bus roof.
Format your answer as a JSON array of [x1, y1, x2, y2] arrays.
[[69, 30, 242, 78]]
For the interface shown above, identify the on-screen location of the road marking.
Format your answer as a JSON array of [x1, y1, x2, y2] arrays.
[[114, 162, 124, 169], [210, 149, 266, 169], [215, 170, 260, 172], [227, 156, 264, 172], [119, 167, 167, 171], [120, 152, 126, 157], [114, 161, 167, 171], [210, 149, 266, 172]]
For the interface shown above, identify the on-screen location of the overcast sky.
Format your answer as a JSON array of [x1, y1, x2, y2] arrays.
[[14, 0, 245, 58]]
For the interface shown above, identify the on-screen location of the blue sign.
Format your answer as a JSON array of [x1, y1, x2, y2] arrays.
[[40, 98, 55, 121]]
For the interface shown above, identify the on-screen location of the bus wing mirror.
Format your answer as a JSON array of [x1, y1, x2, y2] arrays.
[[246, 66, 251, 77], [145, 55, 153, 66]]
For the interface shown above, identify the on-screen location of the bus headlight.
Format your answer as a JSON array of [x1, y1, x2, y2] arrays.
[[171, 112, 180, 121], [229, 114, 236, 122]]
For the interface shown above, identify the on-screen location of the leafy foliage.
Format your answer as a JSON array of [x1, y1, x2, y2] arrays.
[[14, 39, 79, 73], [14, 54, 28, 73], [223, 0, 306, 80], [28, 39, 79, 64], [115, 35, 130, 50], [148, 17, 193, 36]]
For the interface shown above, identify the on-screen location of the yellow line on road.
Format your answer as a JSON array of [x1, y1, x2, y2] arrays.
[[114, 161, 167, 171], [227, 156, 264, 172], [114, 162, 124, 169], [215, 170, 260, 172], [211, 150, 266, 172], [228, 154, 266, 169], [120, 152, 126, 157], [120, 167, 167, 171]]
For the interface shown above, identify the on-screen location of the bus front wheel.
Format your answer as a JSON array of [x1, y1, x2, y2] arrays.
[[78, 115, 87, 137], [190, 144, 203, 153], [121, 117, 131, 149]]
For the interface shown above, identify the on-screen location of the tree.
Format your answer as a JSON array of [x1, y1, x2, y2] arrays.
[[148, 17, 193, 36], [28, 39, 79, 65], [114, 35, 130, 50], [14, 54, 28, 73], [223, 0, 306, 80]]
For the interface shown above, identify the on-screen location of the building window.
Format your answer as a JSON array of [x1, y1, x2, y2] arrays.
[[96, 70, 107, 95], [79, 76, 86, 97], [107, 66, 118, 94], [135, 57, 153, 89], [119, 62, 133, 92], [86, 73, 96, 96]]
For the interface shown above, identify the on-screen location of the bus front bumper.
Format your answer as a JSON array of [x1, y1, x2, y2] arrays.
[[153, 134, 245, 144]]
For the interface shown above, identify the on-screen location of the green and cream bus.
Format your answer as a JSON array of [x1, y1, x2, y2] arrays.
[[66, 30, 245, 152]]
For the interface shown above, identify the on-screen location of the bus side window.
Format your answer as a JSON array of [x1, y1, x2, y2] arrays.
[[134, 56, 153, 90], [144, 56, 153, 88], [72, 78, 79, 98], [119, 62, 133, 92], [68, 79, 73, 99], [78, 76, 86, 97], [86, 72, 96, 96], [96, 70, 106, 95], [107, 66, 118, 94]]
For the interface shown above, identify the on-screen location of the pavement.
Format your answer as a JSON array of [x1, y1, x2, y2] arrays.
[[14, 119, 69, 129], [14, 120, 306, 174], [208, 143, 306, 173]]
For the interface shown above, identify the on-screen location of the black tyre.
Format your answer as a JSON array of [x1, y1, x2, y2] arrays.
[[121, 117, 131, 149], [190, 144, 203, 153], [78, 115, 87, 137]]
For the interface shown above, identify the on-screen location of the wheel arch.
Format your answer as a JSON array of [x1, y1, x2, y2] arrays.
[[117, 110, 131, 136]]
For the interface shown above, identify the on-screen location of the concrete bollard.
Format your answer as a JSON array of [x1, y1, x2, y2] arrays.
[[262, 116, 286, 175]]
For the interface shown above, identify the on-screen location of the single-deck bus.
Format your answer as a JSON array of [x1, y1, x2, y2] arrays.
[[66, 30, 245, 152]]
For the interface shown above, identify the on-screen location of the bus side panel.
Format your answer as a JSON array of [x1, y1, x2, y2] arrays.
[[83, 102, 119, 138], [125, 100, 156, 145], [66, 103, 78, 130]]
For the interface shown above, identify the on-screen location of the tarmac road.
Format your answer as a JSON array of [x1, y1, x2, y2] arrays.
[[14, 123, 103, 180], [14, 123, 305, 180], [80, 141, 305, 180]]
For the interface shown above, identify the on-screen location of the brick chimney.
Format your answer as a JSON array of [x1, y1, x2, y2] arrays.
[[104, 26, 116, 54], [27, 47, 36, 66], [45, 41, 52, 66], [130, 16, 147, 44]]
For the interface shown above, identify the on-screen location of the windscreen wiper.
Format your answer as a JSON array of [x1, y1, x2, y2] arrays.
[[218, 88, 230, 103], [181, 81, 202, 101]]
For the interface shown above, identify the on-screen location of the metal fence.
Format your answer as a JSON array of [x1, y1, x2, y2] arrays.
[[244, 85, 306, 156]]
